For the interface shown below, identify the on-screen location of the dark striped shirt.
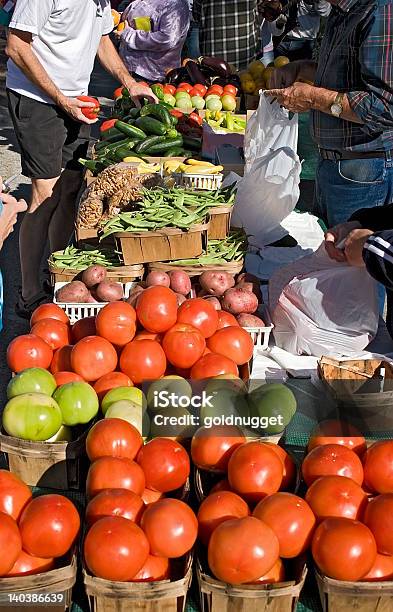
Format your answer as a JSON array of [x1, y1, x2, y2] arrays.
[[311, 0, 393, 152]]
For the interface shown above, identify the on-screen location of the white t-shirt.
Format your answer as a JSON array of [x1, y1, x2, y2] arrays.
[[6, 0, 113, 104]]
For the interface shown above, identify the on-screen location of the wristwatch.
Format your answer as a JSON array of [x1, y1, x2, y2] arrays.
[[331, 93, 344, 118]]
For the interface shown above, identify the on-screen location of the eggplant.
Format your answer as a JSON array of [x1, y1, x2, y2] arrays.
[[185, 60, 210, 87], [199, 56, 231, 79], [212, 76, 230, 88], [166, 67, 188, 86], [227, 74, 242, 88]]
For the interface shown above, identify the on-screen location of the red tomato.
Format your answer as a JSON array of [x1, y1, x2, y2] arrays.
[[189, 87, 202, 98], [248, 558, 285, 584], [50, 345, 73, 374], [19, 494, 80, 559], [193, 84, 207, 97], [189, 112, 203, 126], [217, 311, 239, 329], [208, 516, 279, 584], [152, 82, 164, 90], [190, 353, 239, 379], [207, 326, 253, 366], [264, 443, 296, 491], [0, 470, 32, 522], [363, 440, 393, 494], [177, 82, 193, 92], [191, 425, 245, 472], [177, 298, 219, 339], [54, 371, 83, 386], [206, 85, 224, 96], [197, 491, 249, 545], [305, 475, 368, 522], [71, 336, 118, 382], [302, 444, 364, 487], [162, 323, 206, 369], [308, 419, 367, 456], [170, 109, 184, 118], [96, 302, 136, 347], [363, 494, 393, 555], [163, 84, 176, 96], [30, 304, 69, 327], [311, 517, 377, 581], [210, 479, 232, 494], [93, 372, 132, 402], [136, 286, 178, 333], [224, 84, 238, 96], [100, 118, 117, 133], [113, 87, 124, 99], [84, 516, 149, 581], [86, 418, 143, 462], [134, 331, 162, 342], [0, 513, 22, 575], [141, 498, 198, 558], [142, 488, 163, 505], [253, 493, 316, 558], [228, 441, 283, 502], [77, 95, 100, 119], [136, 438, 190, 493], [6, 550, 54, 577], [85, 489, 145, 527], [120, 339, 167, 384], [86, 457, 145, 498], [71, 317, 96, 343], [131, 554, 170, 582], [7, 334, 53, 373], [361, 553, 393, 582]]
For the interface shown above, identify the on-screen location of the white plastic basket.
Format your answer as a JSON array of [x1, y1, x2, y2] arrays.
[[244, 305, 274, 349], [54, 281, 137, 324], [172, 173, 223, 191]]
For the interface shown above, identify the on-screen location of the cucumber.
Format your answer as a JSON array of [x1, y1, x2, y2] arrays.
[[134, 116, 167, 136], [101, 127, 122, 141], [144, 136, 184, 155], [95, 137, 132, 155], [115, 120, 146, 140], [113, 142, 139, 161], [129, 107, 141, 119], [139, 104, 172, 128], [134, 135, 168, 154], [95, 133, 125, 150], [163, 147, 186, 157], [182, 136, 202, 151]]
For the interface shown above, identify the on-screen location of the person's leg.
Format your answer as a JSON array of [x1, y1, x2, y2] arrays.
[[48, 169, 83, 252]]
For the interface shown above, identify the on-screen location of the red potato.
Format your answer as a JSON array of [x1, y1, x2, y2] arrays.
[[222, 288, 258, 315], [237, 314, 265, 327], [146, 271, 170, 288], [169, 271, 192, 296], [204, 297, 221, 310], [96, 281, 124, 302], [87, 293, 99, 304], [82, 265, 107, 289], [56, 281, 90, 303], [236, 282, 262, 303], [199, 272, 235, 297], [126, 286, 145, 308], [175, 293, 187, 307]]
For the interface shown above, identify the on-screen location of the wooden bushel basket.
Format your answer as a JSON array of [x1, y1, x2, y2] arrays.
[[0, 428, 89, 490], [148, 259, 244, 278], [83, 555, 193, 612], [197, 558, 307, 612], [115, 223, 209, 265], [49, 262, 144, 285], [0, 554, 77, 612], [207, 207, 232, 240], [318, 357, 393, 430], [315, 568, 393, 612]]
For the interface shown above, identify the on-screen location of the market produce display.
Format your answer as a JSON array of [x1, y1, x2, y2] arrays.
[[55, 265, 124, 304], [49, 245, 123, 270], [164, 229, 248, 266], [155, 81, 238, 114], [204, 110, 246, 134], [164, 57, 241, 92], [240, 57, 289, 95]]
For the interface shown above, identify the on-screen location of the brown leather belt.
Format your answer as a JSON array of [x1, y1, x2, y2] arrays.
[[319, 148, 389, 161]]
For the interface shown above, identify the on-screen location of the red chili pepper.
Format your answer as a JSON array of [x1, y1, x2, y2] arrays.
[[113, 87, 124, 100], [100, 119, 117, 133], [170, 109, 184, 118], [77, 96, 100, 120], [189, 112, 203, 127]]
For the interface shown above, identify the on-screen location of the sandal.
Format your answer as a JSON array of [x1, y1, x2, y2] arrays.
[[15, 290, 52, 320]]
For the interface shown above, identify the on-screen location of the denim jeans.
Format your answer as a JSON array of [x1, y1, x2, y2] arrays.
[[183, 22, 200, 59], [315, 155, 393, 227], [275, 39, 315, 62]]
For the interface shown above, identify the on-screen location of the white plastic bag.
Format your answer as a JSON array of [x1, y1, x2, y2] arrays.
[[270, 245, 379, 357], [231, 93, 301, 247]]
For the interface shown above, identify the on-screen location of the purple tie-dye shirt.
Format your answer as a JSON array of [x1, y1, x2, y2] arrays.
[[119, 0, 190, 81]]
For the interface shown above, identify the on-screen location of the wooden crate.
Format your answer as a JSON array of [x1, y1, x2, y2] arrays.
[[148, 259, 244, 277], [83, 555, 192, 612], [208, 207, 232, 240], [245, 94, 260, 110], [115, 223, 209, 265], [315, 568, 393, 612], [0, 427, 89, 490], [0, 554, 77, 611], [197, 558, 307, 612], [49, 262, 144, 285]]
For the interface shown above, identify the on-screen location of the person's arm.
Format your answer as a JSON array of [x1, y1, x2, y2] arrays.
[[6, 30, 97, 123], [0, 178, 28, 250], [121, 7, 189, 52], [350, 204, 393, 233], [362, 230, 393, 289], [97, 35, 156, 105]]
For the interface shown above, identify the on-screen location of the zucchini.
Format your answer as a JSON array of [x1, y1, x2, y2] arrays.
[[101, 127, 122, 141], [182, 136, 202, 151], [115, 120, 146, 140], [134, 135, 168, 154], [139, 104, 172, 128], [144, 136, 184, 155], [95, 133, 125, 150], [164, 147, 186, 157], [129, 107, 141, 119], [95, 137, 132, 155], [113, 142, 139, 161], [170, 116, 178, 126], [134, 116, 167, 136]]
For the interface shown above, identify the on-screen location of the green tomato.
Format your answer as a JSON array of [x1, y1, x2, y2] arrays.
[[205, 94, 220, 104], [200, 389, 249, 425], [2, 393, 62, 441], [7, 368, 57, 399], [105, 400, 150, 437], [147, 376, 192, 412], [206, 98, 223, 112], [221, 94, 237, 112], [175, 91, 191, 100], [191, 96, 205, 110], [176, 98, 193, 111], [101, 386, 145, 415], [205, 375, 247, 396], [53, 382, 99, 426], [163, 93, 176, 107], [46, 425, 73, 443], [248, 383, 297, 434], [149, 405, 195, 440]]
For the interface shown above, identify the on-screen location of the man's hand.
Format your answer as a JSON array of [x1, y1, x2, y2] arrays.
[[59, 97, 99, 124], [324, 221, 362, 262], [124, 78, 158, 107], [0, 178, 28, 249], [344, 229, 374, 267], [266, 82, 317, 113], [258, 0, 283, 22], [270, 60, 316, 89]]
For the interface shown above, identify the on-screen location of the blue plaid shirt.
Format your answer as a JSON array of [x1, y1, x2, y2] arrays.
[[311, 0, 393, 152]]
